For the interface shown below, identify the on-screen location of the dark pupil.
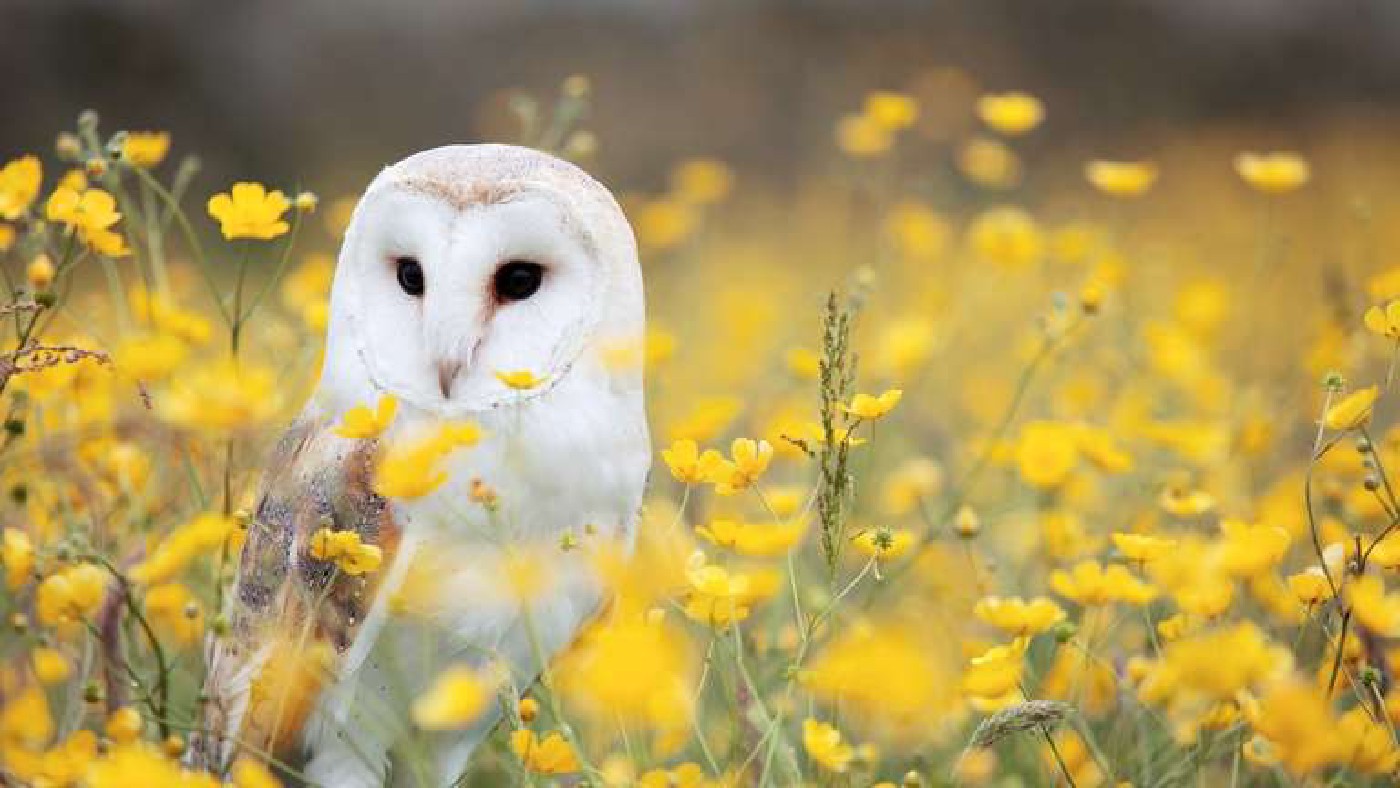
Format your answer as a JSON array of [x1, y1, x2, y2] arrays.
[[396, 258, 424, 296], [494, 261, 544, 301]]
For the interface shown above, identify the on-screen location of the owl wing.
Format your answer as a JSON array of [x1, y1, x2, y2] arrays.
[[193, 413, 404, 772]]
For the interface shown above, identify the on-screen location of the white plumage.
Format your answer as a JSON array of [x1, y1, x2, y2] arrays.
[[196, 145, 649, 786]]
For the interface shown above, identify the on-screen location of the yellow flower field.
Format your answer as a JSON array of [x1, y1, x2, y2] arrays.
[[3, 70, 1400, 787]]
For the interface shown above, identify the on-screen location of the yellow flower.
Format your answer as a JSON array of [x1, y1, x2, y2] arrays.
[[836, 113, 892, 158], [0, 155, 42, 219], [1050, 560, 1157, 606], [696, 518, 805, 557], [207, 182, 291, 240], [105, 707, 143, 744], [881, 457, 942, 516], [1345, 574, 1400, 635], [36, 562, 107, 630], [661, 439, 713, 485], [131, 512, 236, 585], [1363, 300, 1400, 339], [705, 438, 773, 495], [883, 201, 949, 261], [45, 186, 130, 257], [158, 358, 282, 431], [968, 206, 1043, 268], [495, 369, 544, 390], [1085, 160, 1158, 197], [669, 158, 734, 205], [973, 596, 1066, 637], [294, 191, 319, 212], [803, 719, 855, 773], [961, 638, 1028, 709], [863, 91, 919, 130], [309, 528, 383, 576], [3, 528, 34, 589], [957, 137, 1022, 189], [1323, 385, 1379, 431], [1235, 151, 1310, 194], [1252, 681, 1343, 774], [844, 388, 903, 420], [145, 582, 205, 646], [0, 223, 14, 251], [511, 730, 580, 775], [1286, 570, 1330, 606], [851, 527, 915, 561], [683, 552, 777, 627], [412, 665, 494, 730], [786, 346, 820, 380], [635, 198, 697, 253], [1217, 519, 1290, 578], [1111, 532, 1176, 564], [334, 394, 398, 439], [555, 610, 694, 731], [976, 91, 1044, 136], [121, 132, 171, 168], [803, 623, 956, 725], [26, 254, 55, 290], [232, 758, 282, 788], [32, 647, 70, 685], [1016, 421, 1079, 489], [1159, 485, 1216, 517], [373, 422, 481, 499]]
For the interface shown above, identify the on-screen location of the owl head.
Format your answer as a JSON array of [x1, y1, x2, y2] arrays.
[[319, 145, 644, 418]]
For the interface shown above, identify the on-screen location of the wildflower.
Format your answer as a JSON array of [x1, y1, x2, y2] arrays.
[[495, 369, 544, 390], [968, 206, 1043, 268], [1151, 622, 1291, 703], [0, 155, 41, 219], [881, 457, 942, 516], [45, 186, 130, 256], [954, 505, 982, 539], [0, 223, 13, 251], [1, 685, 53, 753], [518, 697, 539, 723], [662, 439, 714, 484], [669, 158, 734, 205], [683, 552, 777, 627], [511, 730, 580, 775], [884, 202, 949, 262], [1336, 705, 1400, 774], [412, 665, 494, 730], [120, 131, 170, 168], [105, 707, 143, 744], [844, 388, 903, 420], [836, 113, 892, 158], [667, 396, 740, 443], [145, 582, 205, 646], [32, 646, 70, 685], [1074, 425, 1132, 472], [1363, 300, 1400, 339], [158, 358, 282, 431], [309, 528, 384, 576], [1016, 421, 1079, 489], [803, 719, 855, 773], [1217, 519, 1290, 577], [696, 518, 805, 557], [957, 137, 1022, 189], [294, 191, 318, 212], [374, 422, 481, 499], [1159, 485, 1216, 517], [1286, 570, 1330, 607], [1345, 574, 1400, 635], [26, 254, 55, 290], [974, 596, 1066, 637], [232, 758, 282, 788], [1235, 152, 1310, 194], [962, 639, 1028, 710], [706, 438, 773, 495], [36, 562, 107, 630], [635, 198, 696, 252], [1050, 560, 1156, 606], [207, 182, 291, 240], [1111, 532, 1176, 564], [976, 92, 1044, 135], [131, 512, 236, 585], [851, 526, 915, 560], [864, 91, 919, 130], [804, 623, 957, 726], [555, 610, 693, 730], [1252, 681, 1343, 774], [3, 528, 34, 589], [1085, 160, 1158, 196], [1323, 385, 1379, 431], [334, 394, 398, 439]]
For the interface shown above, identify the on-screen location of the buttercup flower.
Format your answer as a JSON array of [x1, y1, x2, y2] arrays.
[[1085, 160, 1158, 197], [1235, 152, 1310, 194], [976, 92, 1044, 135], [844, 388, 903, 420], [1323, 385, 1378, 431], [334, 394, 398, 439], [45, 186, 130, 256], [0, 155, 41, 219], [207, 181, 291, 240], [412, 665, 494, 730], [121, 131, 170, 168], [496, 369, 544, 390], [803, 719, 855, 773]]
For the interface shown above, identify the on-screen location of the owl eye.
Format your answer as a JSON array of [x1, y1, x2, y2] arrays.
[[493, 261, 544, 302], [395, 257, 424, 297]]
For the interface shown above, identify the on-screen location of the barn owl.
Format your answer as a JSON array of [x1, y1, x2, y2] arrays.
[[192, 145, 650, 786]]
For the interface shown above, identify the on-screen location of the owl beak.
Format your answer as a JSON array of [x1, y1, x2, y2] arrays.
[[437, 359, 462, 399]]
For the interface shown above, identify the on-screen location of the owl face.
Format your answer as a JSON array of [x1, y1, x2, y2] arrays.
[[324, 145, 642, 418]]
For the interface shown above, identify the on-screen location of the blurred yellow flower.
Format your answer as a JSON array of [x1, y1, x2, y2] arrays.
[[556, 610, 693, 730], [1251, 681, 1342, 775], [121, 131, 170, 168], [851, 526, 914, 560], [976, 91, 1044, 136], [1234, 151, 1310, 194], [696, 518, 805, 557], [1285, 570, 1330, 606], [3, 528, 34, 589], [1345, 574, 1400, 635], [105, 707, 143, 744], [1159, 485, 1216, 517], [145, 582, 204, 646], [1050, 560, 1156, 606], [1217, 519, 1289, 578], [864, 90, 919, 130], [1363, 300, 1400, 339], [968, 206, 1043, 268], [26, 253, 55, 290], [1085, 160, 1158, 196], [961, 638, 1028, 709], [881, 457, 942, 516], [207, 181, 291, 240], [705, 438, 773, 495], [0, 223, 14, 251], [159, 358, 282, 431], [309, 528, 383, 576], [496, 368, 544, 390], [669, 158, 734, 205], [412, 665, 494, 730], [374, 422, 481, 499], [334, 394, 398, 439], [511, 730, 580, 775], [973, 595, 1066, 637], [836, 113, 892, 158], [36, 562, 107, 630], [132, 512, 235, 585], [45, 186, 130, 257], [957, 136, 1022, 189], [1016, 421, 1079, 489], [635, 198, 696, 252], [844, 388, 902, 420], [803, 719, 855, 773], [683, 552, 777, 627], [1323, 385, 1378, 431], [0, 155, 41, 219], [32, 646, 70, 685]]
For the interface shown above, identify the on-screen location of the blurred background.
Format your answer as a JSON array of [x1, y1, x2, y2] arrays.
[[4, 0, 1399, 196]]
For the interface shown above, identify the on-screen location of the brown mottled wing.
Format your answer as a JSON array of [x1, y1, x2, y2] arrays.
[[192, 415, 402, 771]]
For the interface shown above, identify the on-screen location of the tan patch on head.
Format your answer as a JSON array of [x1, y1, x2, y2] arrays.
[[395, 175, 523, 211]]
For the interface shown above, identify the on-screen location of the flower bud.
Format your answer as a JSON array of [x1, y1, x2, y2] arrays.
[[27, 254, 55, 290], [955, 505, 981, 539]]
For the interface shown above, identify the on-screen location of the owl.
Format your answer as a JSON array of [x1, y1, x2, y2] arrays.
[[192, 145, 650, 786]]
